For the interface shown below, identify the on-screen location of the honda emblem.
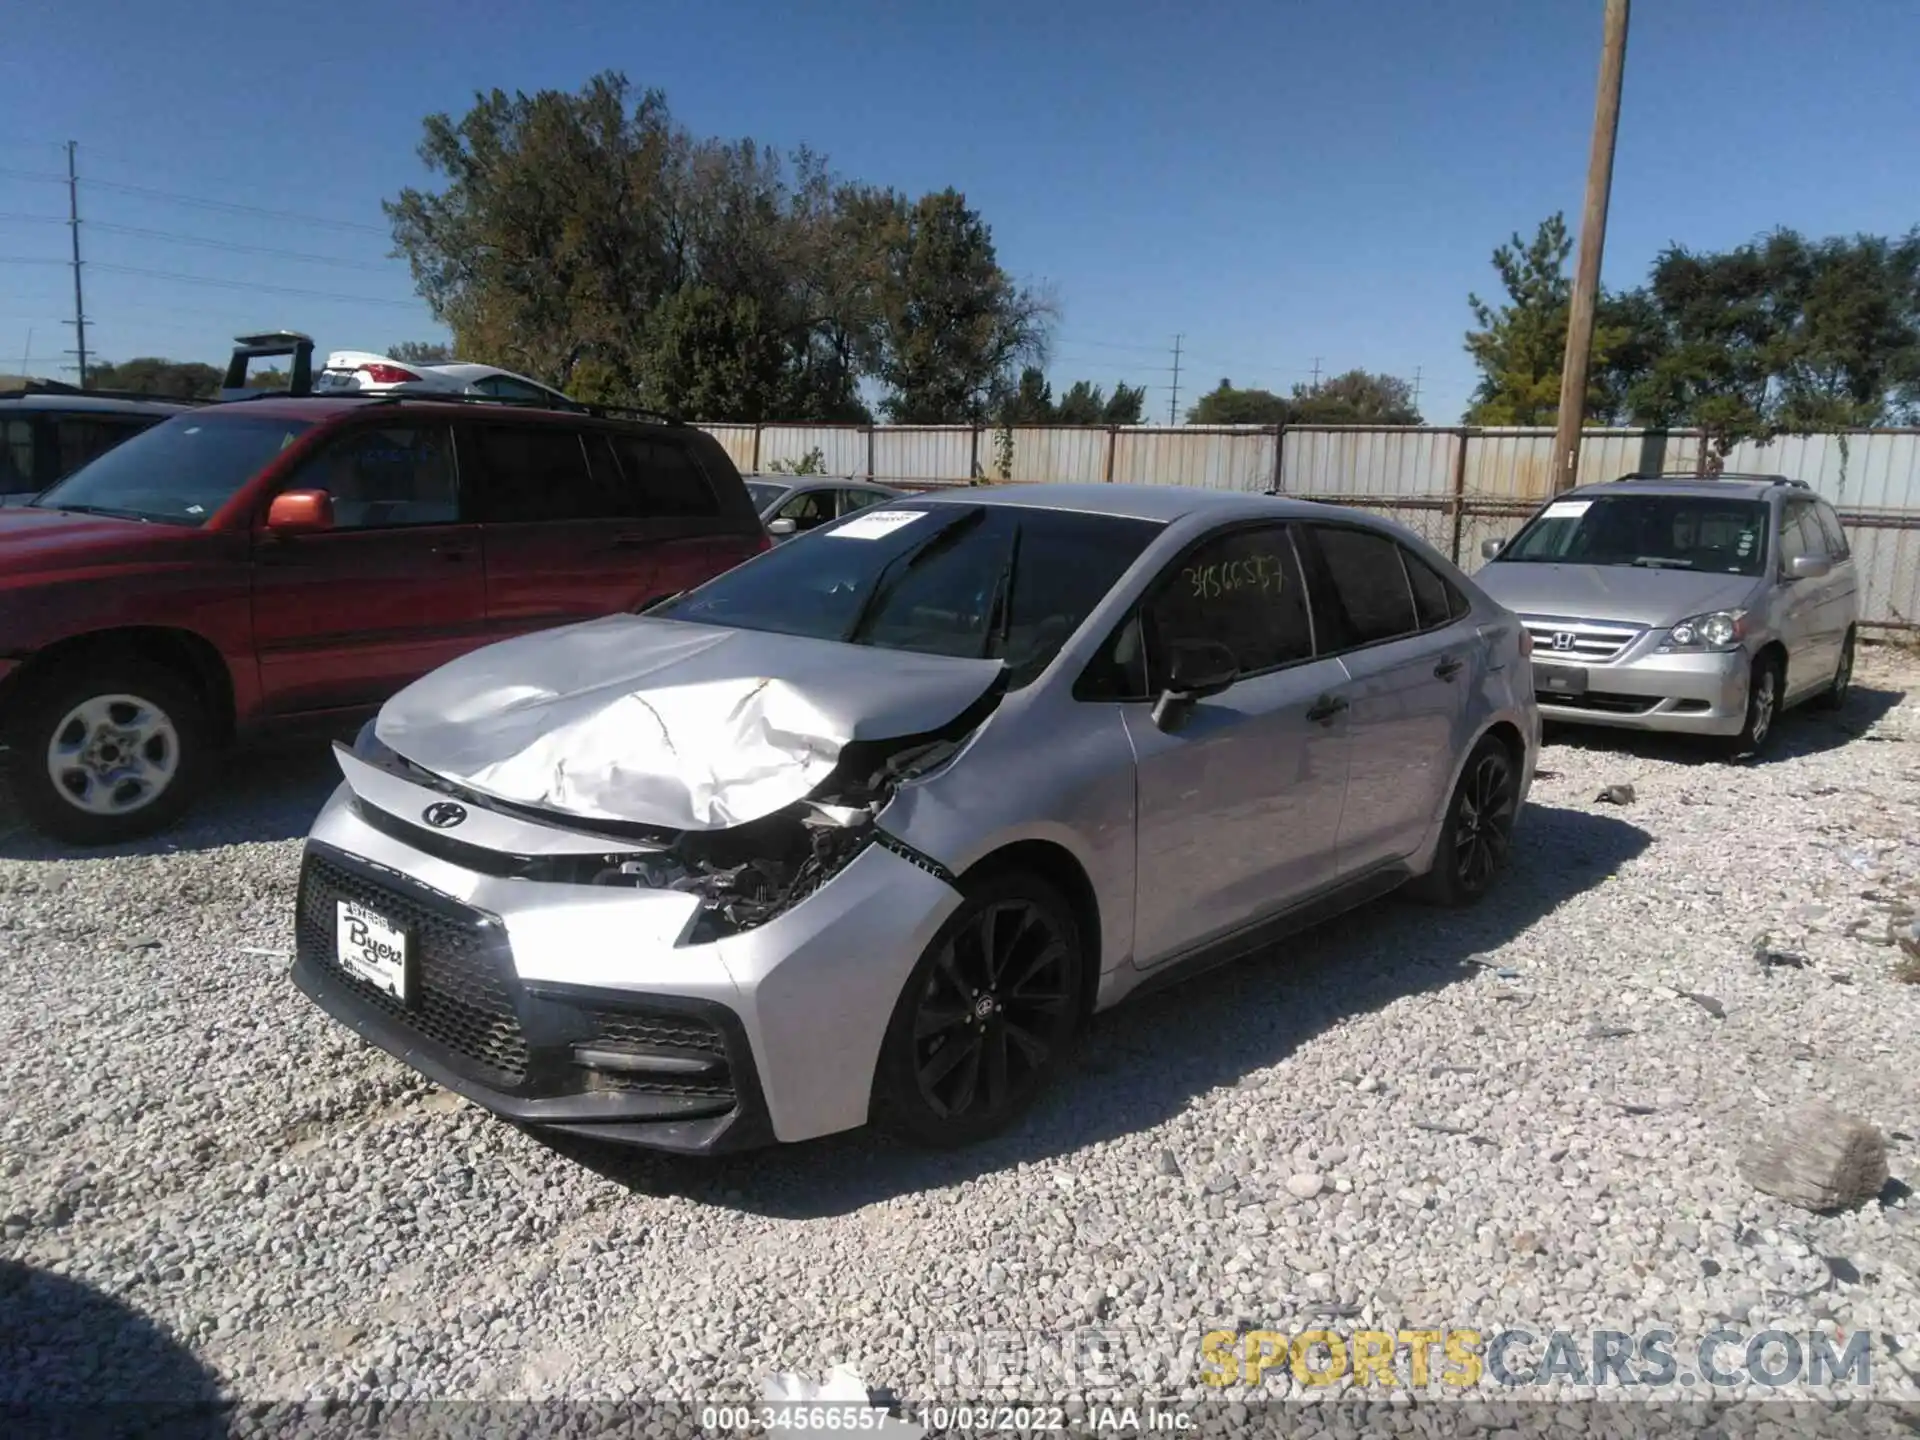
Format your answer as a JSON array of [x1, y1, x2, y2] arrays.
[[1551, 631, 1577, 652], [421, 802, 468, 829]]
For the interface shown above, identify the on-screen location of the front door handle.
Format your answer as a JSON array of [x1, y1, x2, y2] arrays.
[[431, 544, 473, 562], [1434, 655, 1464, 681], [1305, 693, 1349, 725]]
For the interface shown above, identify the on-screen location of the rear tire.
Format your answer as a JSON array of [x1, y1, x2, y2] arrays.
[[872, 871, 1084, 1147], [1724, 651, 1782, 759], [6, 660, 208, 845], [1811, 628, 1856, 711], [1411, 735, 1519, 907]]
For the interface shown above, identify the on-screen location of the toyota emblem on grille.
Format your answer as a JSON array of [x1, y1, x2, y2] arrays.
[[422, 802, 468, 829], [1551, 631, 1577, 651]]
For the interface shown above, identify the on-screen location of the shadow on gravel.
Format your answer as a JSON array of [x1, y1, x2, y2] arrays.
[[0, 739, 343, 862], [0, 1259, 225, 1432], [1544, 681, 1906, 770], [543, 799, 1651, 1218]]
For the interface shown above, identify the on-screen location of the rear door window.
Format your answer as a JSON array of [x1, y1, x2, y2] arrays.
[[464, 424, 594, 523], [609, 434, 720, 517], [1302, 525, 1420, 649]]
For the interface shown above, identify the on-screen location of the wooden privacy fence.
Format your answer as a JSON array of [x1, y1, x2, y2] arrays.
[[698, 421, 1920, 633]]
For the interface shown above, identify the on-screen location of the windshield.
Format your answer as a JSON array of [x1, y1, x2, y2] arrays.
[[657, 503, 1163, 687], [33, 414, 313, 526], [745, 480, 786, 510], [1497, 493, 1769, 576]]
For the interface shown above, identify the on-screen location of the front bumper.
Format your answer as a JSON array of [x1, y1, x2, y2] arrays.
[[295, 779, 963, 1151], [1531, 640, 1749, 736]]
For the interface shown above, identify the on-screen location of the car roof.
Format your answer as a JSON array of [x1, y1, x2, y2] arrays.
[[744, 475, 896, 491], [910, 481, 1323, 523], [0, 390, 192, 416]]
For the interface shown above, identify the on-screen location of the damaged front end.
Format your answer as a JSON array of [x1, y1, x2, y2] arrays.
[[592, 732, 966, 943]]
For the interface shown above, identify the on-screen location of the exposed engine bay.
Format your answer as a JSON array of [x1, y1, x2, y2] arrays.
[[587, 731, 963, 940]]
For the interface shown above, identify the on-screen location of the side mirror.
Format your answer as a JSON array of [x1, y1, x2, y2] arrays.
[[1481, 538, 1505, 560], [1788, 554, 1831, 581], [767, 517, 797, 538], [1151, 640, 1239, 731], [266, 489, 334, 535]]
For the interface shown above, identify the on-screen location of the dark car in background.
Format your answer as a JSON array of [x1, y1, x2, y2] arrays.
[[1, 382, 195, 506], [0, 390, 768, 844]]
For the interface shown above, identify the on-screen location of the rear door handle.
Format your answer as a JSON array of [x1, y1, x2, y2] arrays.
[[1305, 693, 1349, 725], [1434, 655, 1464, 681], [431, 544, 473, 562], [610, 533, 651, 549]]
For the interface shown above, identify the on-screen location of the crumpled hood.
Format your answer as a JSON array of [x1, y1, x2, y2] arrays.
[[1475, 561, 1761, 627], [375, 614, 1007, 830]]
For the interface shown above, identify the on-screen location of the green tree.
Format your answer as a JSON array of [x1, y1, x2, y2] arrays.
[[389, 340, 454, 364], [86, 358, 222, 399], [645, 285, 796, 422], [1289, 369, 1423, 425], [1462, 213, 1641, 426], [1187, 378, 1290, 425], [868, 188, 1053, 423], [995, 365, 1056, 424]]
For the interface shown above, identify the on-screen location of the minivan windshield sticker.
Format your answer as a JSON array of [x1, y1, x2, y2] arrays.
[[829, 509, 927, 540], [1542, 500, 1592, 519]]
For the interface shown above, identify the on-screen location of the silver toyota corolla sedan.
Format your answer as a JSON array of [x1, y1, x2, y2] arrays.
[[292, 486, 1539, 1153]]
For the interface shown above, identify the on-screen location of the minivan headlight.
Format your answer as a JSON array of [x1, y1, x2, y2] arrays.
[[1667, 609, 1746, 650]]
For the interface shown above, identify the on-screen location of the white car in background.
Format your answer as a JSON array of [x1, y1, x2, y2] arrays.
[[316, 351, 580, 409]]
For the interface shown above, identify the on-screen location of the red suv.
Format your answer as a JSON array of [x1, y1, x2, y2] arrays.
[[0, 392, 767, 843]]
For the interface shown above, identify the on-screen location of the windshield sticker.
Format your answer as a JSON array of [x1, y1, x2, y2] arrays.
[[1737, 532, 1755, 556], [828, 509, 927, 540], [1542, 500, 1592, 519]]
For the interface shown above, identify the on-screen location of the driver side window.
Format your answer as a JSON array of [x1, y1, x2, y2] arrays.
[[776, 490, 835, 532], [1138, 524, 1313, 692]]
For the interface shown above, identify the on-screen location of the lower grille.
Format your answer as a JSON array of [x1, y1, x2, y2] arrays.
[[297, 852, 530, 1082], [582, 1008, 734, 1100], [1540, 691, 1660, 715]]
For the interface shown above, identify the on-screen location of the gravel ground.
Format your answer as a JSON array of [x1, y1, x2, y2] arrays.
[[3, 649, 1920, 1422]]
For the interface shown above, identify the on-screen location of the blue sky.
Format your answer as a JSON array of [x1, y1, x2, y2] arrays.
[[3, 0, 1915, 422]]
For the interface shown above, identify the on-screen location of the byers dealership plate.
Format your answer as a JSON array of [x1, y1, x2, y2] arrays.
[[335, 899, 408, 1002]]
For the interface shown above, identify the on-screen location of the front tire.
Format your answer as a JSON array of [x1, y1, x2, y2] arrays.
[[6, 661, 208, 845], [1412, 735, 1519, 907], [1725, 651, 1782, 759], [872, 871, 1084, 1147], [1811, 628, 1856, 711]]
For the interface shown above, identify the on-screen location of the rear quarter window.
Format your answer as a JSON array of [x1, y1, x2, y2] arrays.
[[610, 434, 719, 517]]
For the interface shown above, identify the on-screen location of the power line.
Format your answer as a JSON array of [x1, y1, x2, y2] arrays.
[[78, 176, 388, 235], [87, 263, 423, 309], [89, 222, 394, 271], [0, 166, 66, 184], [0, 256, 64, 265]]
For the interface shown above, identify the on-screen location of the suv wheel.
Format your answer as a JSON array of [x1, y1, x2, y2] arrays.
[[8, 662, 208, 845], [1727, 652, 1782, 759], [1411, 735, 1519, 907], [872, 871, 1083, 1147], [1811, 628, 1856, 711]]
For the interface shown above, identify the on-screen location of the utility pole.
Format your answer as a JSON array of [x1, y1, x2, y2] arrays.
[[1550, 0, 1629, 492], [1309, 357, 1322, 392], [64, 141, 89, 388], [1411, 365, 1423, 413], [1167, 334, 1183, 425]]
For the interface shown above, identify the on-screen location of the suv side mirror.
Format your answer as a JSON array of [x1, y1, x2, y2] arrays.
[[1481, 537, 1505, 559], [266, 489, 334, 535], [1151, 640, 1239, 731], [1788, 554, 1831, 581], [767, 517, 797, 538]]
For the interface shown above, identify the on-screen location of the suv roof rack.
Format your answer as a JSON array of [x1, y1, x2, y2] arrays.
[[0, 378, 207, 406], [1614, 470, 1800, 485], [237, 386, 685, 426]]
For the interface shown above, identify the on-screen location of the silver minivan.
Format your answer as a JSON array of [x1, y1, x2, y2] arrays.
[[1475, 473, 1859, 756]]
